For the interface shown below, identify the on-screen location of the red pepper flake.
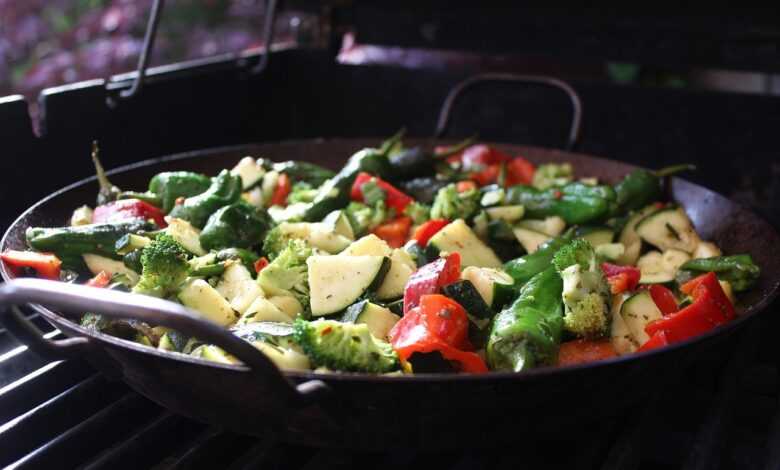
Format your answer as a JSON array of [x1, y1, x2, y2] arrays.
[[553, 190, 563, 200], [253, 257, 269, 274], [175, 196, 186, 206], [654, 202, 666, 209], [321, 326, 333, 336]]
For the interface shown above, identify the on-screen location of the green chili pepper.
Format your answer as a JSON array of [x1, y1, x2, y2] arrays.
[[214, 247, 260, 272], [91, 141, 121, 206], [302, 134, 399, 222], [117, 191, 163, 208], [678, 255, 760, 292], [199, 202, 273, 251], [486, 266, 564, 371], [503, 230, 574, 287], [168, 170, 242, 228], [505, 182, 617, 224], [26, 220, 155, 269], [271, 161, 335, 187], [148, 171, 212, 213], [613, 164, 696, 215]]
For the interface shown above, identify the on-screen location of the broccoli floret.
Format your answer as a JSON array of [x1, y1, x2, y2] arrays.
[[430, 183, 480, 220], [262, 225, 290, 260], [293, 319, 400, 373], [257, 239, 312, 308], [132, 233, 190, 298], [553, 239, 611, 339], [344, 201, 392, 237], [404, 201, 431, 225], [286, 182, 318, 204], [532, 163, 573, 190]]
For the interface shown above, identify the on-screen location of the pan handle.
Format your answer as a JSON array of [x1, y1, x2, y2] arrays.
[[0, 278, 329, 405], [435, 73, 583, 151]]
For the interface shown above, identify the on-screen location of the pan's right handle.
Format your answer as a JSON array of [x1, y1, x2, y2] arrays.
[[0, 278, 329, 406]]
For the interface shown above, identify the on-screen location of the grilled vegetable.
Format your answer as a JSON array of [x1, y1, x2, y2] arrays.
[[403, 252, 461, 314], [257, 239, 313, 309], [199, 201, 273, 251], [26, 220, 155, 269], [503, 230, 573, 288], [307, 254, 390, 316], [294, 319, 400, 373], [168, 170, 242, 228], [487, 266, 564, 371], [132, 233, 191, 298], [677, 255, 760, 292], [505, 182, 617, 225], [272, 160, 335, 187], [613, 164, 694, 215], [427, 219, 502, 268], [147, 171, 212, 213], [340, 300, 400, 341]]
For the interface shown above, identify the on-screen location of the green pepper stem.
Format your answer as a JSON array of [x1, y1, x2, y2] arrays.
[[379, 128, 407, 154], [433, 134, 478, 158], [91, 141, 113, 192], [654, 164, 696, 177]]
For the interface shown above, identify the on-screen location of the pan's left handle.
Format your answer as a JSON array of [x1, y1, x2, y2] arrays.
[[0, 278, 329, 407]]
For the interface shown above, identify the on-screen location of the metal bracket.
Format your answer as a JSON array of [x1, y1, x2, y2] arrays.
[[435, 73, 583, 151], [107, 0, 278, 107]]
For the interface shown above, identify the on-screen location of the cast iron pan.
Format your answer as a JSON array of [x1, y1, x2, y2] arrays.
[[1, 139, 779, 450]]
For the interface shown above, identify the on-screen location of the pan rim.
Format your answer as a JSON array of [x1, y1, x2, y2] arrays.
[[4, 138, 779, 383]]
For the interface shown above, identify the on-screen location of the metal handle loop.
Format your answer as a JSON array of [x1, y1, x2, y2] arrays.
[[108, 0, 277, 106], [0, 278, 328, 404], [0, 306, 89, 360], [435, 73, 583, 151]]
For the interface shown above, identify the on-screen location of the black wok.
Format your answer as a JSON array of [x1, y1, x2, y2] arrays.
[[1, 139, 779, 450]]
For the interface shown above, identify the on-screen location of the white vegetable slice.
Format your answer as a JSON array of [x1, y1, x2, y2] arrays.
[[307, 255, 389, 316], [610, 293, 638, 355], [619, 290, 663, 345], [428, 219, 502, 268], [636, 207, 700, 253], [375, 249, 416, 300], [82, 254, 139, 284], [637, 251, 675, 284], [239, 297, 293, 324], [342, 234, 392, 257], [512, 227, 551, 254], [178, 279, 237, 326], [231, 156, 266, 189], [165, 217, 206, 256], [216, 263, 264, 314]]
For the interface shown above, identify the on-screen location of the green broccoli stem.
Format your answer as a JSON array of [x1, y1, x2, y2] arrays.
[[487, 266, 564, 371]]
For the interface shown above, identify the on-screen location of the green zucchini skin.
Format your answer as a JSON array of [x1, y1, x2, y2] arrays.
[[442, 280, 493, 320]]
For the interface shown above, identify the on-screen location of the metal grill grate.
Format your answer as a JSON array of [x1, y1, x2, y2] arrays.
[[0, 307, 778, 469]]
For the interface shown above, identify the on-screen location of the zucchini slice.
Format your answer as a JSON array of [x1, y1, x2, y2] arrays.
[[178, 279, 238, 327], [487, 219, 516, 241], [341, 300, 401, 341], [661, 249, 691, 274], [485, 205, 525, 223], [619, 290, 663, 345], [165, 217, 206, 256], [637, 251, 675, 284], [278, 222, 352, 254], [595, 243, 625, 262], [576, 226, 614, 247], [516, 216, 566, 237], [375, 249, 416, 300], [342, 234, 392, 257], [216, 263, 264, 315], [441, 280, 493, 319], [239, 297, 294, 324], [513, 226, 551, 254], [307, 255, 391, 316], [636, 206, 700, 253], [693, 241, 721, 259], [268, 295, 303, 318], [231, 156, 266, 190], [82, 254, 139, 285], [323, 210, 355, 240], [428, 219, 502, 268], [115, 234, 152, 255], [610, 293, 638, 355], [616, 204, 663, 265], [461, 266, 516, 309]]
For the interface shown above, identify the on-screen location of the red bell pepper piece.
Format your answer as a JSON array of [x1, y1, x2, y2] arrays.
[[504, 157, 536, 186], [403, 252, 461, 313], [455, 180, 477, 193], [389, 295, 488, 373], [601, 263, 641, 294], [1, 250, 62, 280], [470, 164, 501, 186], [648, 284, 678, 316], [460, 145, 510, 171], [411, 219, 449, 246], [350, 172, 414, 212], [93, 199, 167, 227], [557, 339, 617, 366], [253, 256, 269, 274], [372, 216, 412, 249], [270, 173, 291, 206], [86, 271, 112, 288], [637, 330, 669, 352], [644, 272, 735, 343]]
